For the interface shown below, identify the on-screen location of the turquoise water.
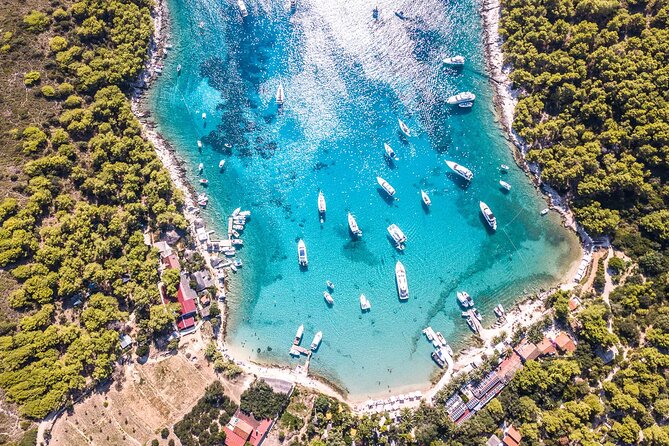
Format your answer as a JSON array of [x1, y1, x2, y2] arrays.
[[149, 0, 580, 399]]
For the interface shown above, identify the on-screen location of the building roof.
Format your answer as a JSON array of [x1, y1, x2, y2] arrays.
[[176, 315, 195, 331], [497, 352, 522, 379], [192, 270, 215, 292], [514, 341, 540, 362], [119, 333, 133, 349], [568, 296, 582, 311], [177, 274, 197, 316], [162, 253, 180, 270], [225, 409, 273, 446], [503, 424, 522, 446], [161, 229, 181, 245], [554, 332, 577, 353], [536, 337, 557, 356], [153, 241, 173, 258], [487, 434, 502, 446]]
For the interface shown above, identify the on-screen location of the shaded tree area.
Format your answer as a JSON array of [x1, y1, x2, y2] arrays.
[[240, 380, 290, 420], [173, 382, 237, 446]]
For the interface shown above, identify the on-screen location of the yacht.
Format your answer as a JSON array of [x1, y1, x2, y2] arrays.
[[479, 201, 497, 231], [276, 83, 285, 106], [445, 160, 473, 181], [384, 143, 398, 161], [326, 280, 335, 290], [398, 118, 411, 137], [294, 324, 304, 345], [395, 260, 409, 301], [446, 92, 476, 105], [457, 291, 474, 308], [323, 291, 334, 305], [237, 0, 248, 17], [297, 239, 308, 266], [219, 160, 225, 170], [387, 224, 407, 250], [310, 331, 322, 350], [360, 294, 371, 311], [318, 191, 326, 222], [499, 180, 511, 191], [347, 212, 363, 238], [421, 190, 431, 206], [376, 176, 396, 197], [443, 55, 465, 65]]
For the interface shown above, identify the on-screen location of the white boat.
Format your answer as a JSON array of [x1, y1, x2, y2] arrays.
[[445, 160, 473, 181], [473, 308, 483, 321], [443, 55, 465, 65], [458, 102, 474, 109], [384, 143, 398, 161], [294, 325, 304, 345], [297, 239, 308, 266], [500, 164, 510, 171], [198, 162, 204, 172], [232, 207, 241, 217], [219, 160, 225, 170], [466, 317, 478, 333], [421, 190, 431, 206], [232, 224, 244, 231], [197, 140, 203, 149], [223, 248, 236, 256], [347, 212, 363, 238], [457, 291, 474, 307], [276, 83, 285, 105], [376, 176, 396, 197], [479, 201, 497, 231], [231, 239, 243, 246], [398, 119, 411, 137], [310, 331, 322, 350], [202, 112, 207, 120], [432, 349, 447, 368], [323, 291, 334, 305], [177, 64, 182, 73], [387, 224, 406, 249], [326, 280, 335, 290], [360, 294, 371, 311], [395, 261, 409, 301], [239, 210, 251, 217], [233, 258, 243, 267], [237, 0, 248, 17], [435, 332, 447, 346], [541, 208, 549, 215], [494, 304, 506, 318], [229, 263, 237, 272], [318, 191, 326, 222], [499, 180, 511, 191], [446, 92, 476, 105]]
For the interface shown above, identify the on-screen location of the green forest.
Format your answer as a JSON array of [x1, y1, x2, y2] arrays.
[[0, 0, 185, 421]]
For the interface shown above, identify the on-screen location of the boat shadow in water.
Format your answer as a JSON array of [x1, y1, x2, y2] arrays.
[[376, 188, 397, 206], [384, 157, 397, 170], [445, 174, 471, 190], [421, 201, 431, 214]]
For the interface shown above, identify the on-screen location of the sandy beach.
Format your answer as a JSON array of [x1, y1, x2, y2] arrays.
[[127, 0, 593, 413]]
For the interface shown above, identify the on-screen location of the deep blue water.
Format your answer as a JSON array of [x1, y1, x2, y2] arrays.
[[149, 0, 580, 399]]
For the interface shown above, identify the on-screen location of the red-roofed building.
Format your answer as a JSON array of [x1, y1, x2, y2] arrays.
[[176, 316, 195, 331], [503, 424, 522, 446], [536, 337, 557, 356], [162, 253, 180, 270], [568, 296, 582, 312], [224, 409, 273, 446], [177, 274, 197, 317], [514, 341, 540, 362], [554, 332, 577, 354], [497, 352, 522, 379]]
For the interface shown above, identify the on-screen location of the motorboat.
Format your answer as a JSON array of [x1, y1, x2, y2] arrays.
[[230, 230, 240, 238], [177, 64, 182, 74], [197, 140, 202, 149], [395, 10, 408, 20], [199, 178, 208, 185], [435, 332, 446, 346], [458, 102, 473, 108], [421, 190, 431, 206], [326, 280, 335, 290], [223, 248, 236, 256], [297, 239, 308, 266], [276, 83, 285, 106], [387, 224, 407, 250], [318, 191, 326, 222], [239, 210, 251, 217], [423, 326, 435, 341], [499, 180, 511, 191], [395, 261, 409, 301], [237, 0, 248, 17], [473, 308, 483, 321], [233, 259, 243, 267], [384, 143, 398, 161], [323, 291, 334, 305], [347, 212, 363, 238], [232, 224, 244, 231], [541, 208, 549, 215], [443, 55, 465, 65], [310, 331, 322, 350], [229, 263, 237, 273], [446, 92, 476, 105], [500, 164, 510, 171], [494, 304, 506, 318], [231, 239, 243, 246], [398, 118, 411, 137], [466, 317, 478, 333], [360, 294, 371, 311], [373, 1, 379, 18], [294, 324, 304, 345], [202, 112, 207, 120], [232, 207, 241, 217], [198, 162, 204, 172], [376, 176, 396, 197], [445, 160, 473, 181], [457, 291, 474, 307], [480, 201, 497, 231], [431, 349, 446, 368], [219, 160, 225, 170], [197, 193, 208, 207]]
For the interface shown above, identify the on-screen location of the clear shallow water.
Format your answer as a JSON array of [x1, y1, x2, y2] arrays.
[[149, 0, 580, 399]]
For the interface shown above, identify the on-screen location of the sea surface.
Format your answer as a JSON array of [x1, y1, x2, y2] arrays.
[[148, 0, 581, 399]]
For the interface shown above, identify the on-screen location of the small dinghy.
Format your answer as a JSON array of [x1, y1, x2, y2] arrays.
[[201, 112, 207, 120], [500, 164, 510, 171], [541, 208, 550, 215], [323, 291, 334, 305], [219, 160, 225, 170], [360, 294, 371, 311], [326, 280, 335, 290], [384, 143, 398, 161], [197, 140, 202, 149], [458, 102, 474, 109], [421, 190, 431, 206], [177, 64, 182, 74], [499, 180, 511, 191], [199, 178, 209, 185]]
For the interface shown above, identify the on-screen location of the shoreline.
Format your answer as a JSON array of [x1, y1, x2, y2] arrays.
[[128, 0, 593, 412]]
